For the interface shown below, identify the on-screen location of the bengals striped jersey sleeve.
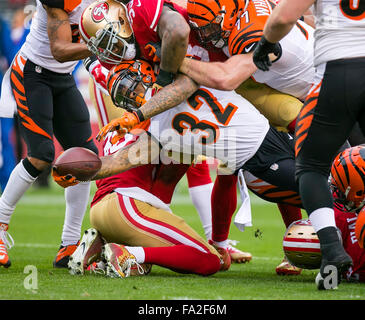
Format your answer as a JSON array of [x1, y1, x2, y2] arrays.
[[227, 0, 274, 56]]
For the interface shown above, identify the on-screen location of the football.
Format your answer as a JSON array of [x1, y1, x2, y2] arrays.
[[53, 147, 101, 181]]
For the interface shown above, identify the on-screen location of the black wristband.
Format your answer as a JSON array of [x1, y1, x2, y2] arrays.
[[83, 55, 98, 72], [134, 109, 145, 122], [156, 69, 175, 87]]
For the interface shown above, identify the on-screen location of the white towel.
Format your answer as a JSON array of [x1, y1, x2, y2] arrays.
[[234, 169, 252, 231], [0, 67, 17, 118]]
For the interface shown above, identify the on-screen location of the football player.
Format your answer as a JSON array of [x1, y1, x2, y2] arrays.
[[53, 59, 301, 273], [81, 0, 250, 262], [86, 56, 252, 263], [179, 0, 314, 131], [0, 0, 135, 268], [79, 0, 191, 91], [67, 129, 223, 278], [252, 0, 365, 290], [285, 146, 365, 282]]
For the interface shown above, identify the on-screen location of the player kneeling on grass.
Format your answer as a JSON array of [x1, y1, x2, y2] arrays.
[[64, 130, 223, 278]]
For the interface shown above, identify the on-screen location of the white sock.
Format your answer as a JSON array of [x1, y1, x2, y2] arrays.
[[0, 161, 37, 224], [309, 207, 336, 233], [213, 239, 229, 249], [61, 181, 91, 246], [125, 246, 145, 263], [188, 183, 213, 240]]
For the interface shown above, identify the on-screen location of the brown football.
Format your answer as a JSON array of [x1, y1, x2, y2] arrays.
[[53, 147, 101, 181]]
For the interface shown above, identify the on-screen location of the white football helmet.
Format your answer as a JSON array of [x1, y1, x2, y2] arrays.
[[283, 220, 322, 269], [79, 0, 136, 64]]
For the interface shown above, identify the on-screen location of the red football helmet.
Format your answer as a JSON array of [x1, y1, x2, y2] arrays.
[[187, 0, 245, 48], [283, 220, 322, 269], [330, 145, 365, 212], [106, 60, 156, 113]]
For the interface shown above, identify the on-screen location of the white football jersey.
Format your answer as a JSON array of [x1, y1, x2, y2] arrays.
[[21, 0, 93, 73], [224, 0, 315, 101], [149, 86, 270, 173], [313, 0, 365, 66]]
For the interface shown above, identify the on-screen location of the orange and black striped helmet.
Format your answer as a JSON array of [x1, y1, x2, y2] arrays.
[[106, 60, 156, 112], [187, 0, 244, 48], [330, 145, 365, 212]]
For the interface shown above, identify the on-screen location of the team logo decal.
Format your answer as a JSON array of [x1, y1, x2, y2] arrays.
[[91, 2, 109, 22]]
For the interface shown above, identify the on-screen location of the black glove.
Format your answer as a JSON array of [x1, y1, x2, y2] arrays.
[[83, 55, 98, 72], [252, 36, 282, 72]]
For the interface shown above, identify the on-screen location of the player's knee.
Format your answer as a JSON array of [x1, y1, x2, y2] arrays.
[[31, 139, 55, 164], [198, 254, 221, 276]]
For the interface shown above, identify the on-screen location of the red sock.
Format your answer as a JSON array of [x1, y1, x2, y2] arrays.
[[186, 161, 212, 188], [277, 203, 302, 228], [211, 174, 238, 242], [287, 117, 297, 134], [143, 245, 221, 276]]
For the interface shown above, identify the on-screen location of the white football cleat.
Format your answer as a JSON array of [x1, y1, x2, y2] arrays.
[[68, 228, 104, 275]]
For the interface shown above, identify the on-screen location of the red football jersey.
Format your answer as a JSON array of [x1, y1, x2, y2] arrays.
[[127, 0, 184, 61], [91, 132, 190, 207], [334, 207, 365, 282]]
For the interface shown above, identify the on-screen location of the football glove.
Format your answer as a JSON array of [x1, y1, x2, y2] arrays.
[[83, 56, 108, 94], [145, 42, 161, 63], [152, 69, 175, 95], [252, 36, 282, 72], [52, 169, 79, 188], [96, 111, 142, 143]]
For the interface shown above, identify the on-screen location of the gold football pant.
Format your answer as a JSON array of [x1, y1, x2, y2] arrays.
[[236, 79, 303, 132]]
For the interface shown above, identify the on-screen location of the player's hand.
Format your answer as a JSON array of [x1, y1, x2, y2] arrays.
[[52, 169, 79, 188], [252, 36, 282, 72], [152, 69, 175, 95], [145, 42, 161, 63], [83, 56, 108, 92], [96, 112, 141, 142]]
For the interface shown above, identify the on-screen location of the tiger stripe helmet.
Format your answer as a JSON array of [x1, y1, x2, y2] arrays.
[[330, 145, 365, 212], [106, 60, 156, 112], [187, 0, 245, 48]]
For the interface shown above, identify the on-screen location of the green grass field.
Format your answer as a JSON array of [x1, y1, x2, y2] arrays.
[[1, 177, 365, 301]]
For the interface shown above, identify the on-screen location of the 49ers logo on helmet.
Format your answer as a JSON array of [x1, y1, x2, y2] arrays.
[[92, 2, 109, 23]]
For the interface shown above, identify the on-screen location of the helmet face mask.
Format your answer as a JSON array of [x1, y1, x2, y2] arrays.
[[330, 145, 365, 213], [189, 14, 228, 49], [87, 25, 135, 64], [107, 61, 155, 113], [187, 0, 242, 49], [80, 0, 136, 64]]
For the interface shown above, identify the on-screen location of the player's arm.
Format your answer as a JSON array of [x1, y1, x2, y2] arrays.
[[156, 5, 190, 80], [179, 54, 257, 91], [43, 4, 91, 62], [96, 73, 198, 142], [262, 0, 315, 43], [139, 73, 198, 120], [93, 133, 161, 179]]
